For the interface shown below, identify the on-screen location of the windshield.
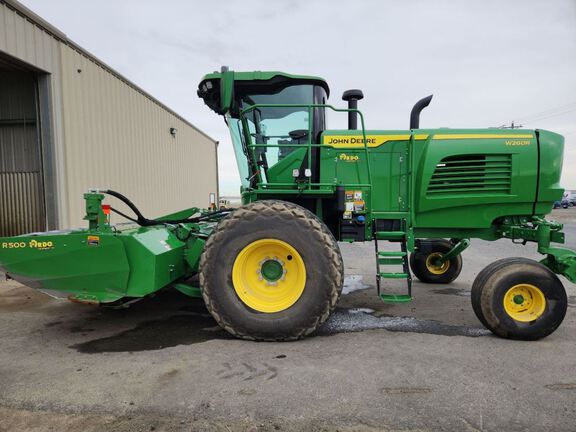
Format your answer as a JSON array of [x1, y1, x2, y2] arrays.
[[227, 83, 327, 188], [227, 116, 251, 188]]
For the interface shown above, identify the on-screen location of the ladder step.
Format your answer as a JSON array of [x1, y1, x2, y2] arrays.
[[375, 231, 405, 240], [378, 272, 409, 279], [378, 257, 405, 265], [380, 294, 412, 304], [377, 251, 407, 257]]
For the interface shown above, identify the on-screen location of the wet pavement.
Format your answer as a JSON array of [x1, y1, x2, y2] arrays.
[[319, 307, 491, 337], [0, 211, 575, 431]]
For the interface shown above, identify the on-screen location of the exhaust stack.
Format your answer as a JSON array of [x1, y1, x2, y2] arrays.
[[410, 95, 433, 129]]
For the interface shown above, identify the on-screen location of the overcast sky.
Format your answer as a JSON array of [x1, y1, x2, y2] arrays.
[[21, 0, 576, 196]]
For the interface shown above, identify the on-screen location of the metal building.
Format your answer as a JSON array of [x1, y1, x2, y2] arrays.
[[0, 0, 218, 236]]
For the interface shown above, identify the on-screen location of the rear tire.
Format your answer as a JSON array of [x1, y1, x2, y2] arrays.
[[199, 200, 344, 341], [410, 239, 463, 284], [471, 258, 567, 340]]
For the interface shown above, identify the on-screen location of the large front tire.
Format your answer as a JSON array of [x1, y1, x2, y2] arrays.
[[471, 258, 567, 340], [200, 200, 344, 341]]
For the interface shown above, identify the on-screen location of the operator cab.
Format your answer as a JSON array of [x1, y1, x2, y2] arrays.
[[198, 68, 329, 188]]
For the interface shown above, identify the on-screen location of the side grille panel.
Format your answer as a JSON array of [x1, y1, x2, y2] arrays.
[[427, 154, 512, 196]]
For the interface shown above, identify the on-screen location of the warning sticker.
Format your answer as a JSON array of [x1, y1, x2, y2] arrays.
[[87, 236, 100, 246]]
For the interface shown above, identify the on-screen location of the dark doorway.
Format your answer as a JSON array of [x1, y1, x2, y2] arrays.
[[0, 62, 46, 236]]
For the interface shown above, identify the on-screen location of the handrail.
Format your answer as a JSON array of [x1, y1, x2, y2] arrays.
[[256, 183, 373, 188], [239, 104, 373, 201]]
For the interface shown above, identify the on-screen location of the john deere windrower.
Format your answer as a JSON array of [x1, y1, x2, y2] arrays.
[[2, 67, 575, 341]]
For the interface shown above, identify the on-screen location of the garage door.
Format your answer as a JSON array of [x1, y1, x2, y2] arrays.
[[0, 68, 46, 236]]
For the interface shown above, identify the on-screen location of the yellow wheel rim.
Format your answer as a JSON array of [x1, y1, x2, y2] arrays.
[[503, 283, 546, 322], [425, 252, 450, 275], [232, 239, 306, 313]]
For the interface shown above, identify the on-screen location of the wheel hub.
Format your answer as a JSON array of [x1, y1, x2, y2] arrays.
[[425, 252, 450, 275], [503, 283, 546, 322], [513, 294, 525, 305], [258, 257, 286, 285], [232, 239, 306, 313]]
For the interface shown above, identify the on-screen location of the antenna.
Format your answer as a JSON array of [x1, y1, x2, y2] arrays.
[[498, 121, 523, 129]]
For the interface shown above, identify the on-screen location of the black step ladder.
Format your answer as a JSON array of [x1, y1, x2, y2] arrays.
[[374, 228, 412, 304]]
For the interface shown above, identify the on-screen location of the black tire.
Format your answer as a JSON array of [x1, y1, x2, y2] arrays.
[[471, 258, 567, 340], [199, 200, 344, 341], [409, 239, 463, 284], [470, 258, 524, 328]]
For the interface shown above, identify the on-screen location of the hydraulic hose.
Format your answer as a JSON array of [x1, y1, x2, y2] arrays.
[[103, 189, 150, 225], [102, 189, 232, 227]]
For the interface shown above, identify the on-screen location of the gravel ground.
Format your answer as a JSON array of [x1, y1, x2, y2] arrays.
[[0, 208, 575, 432]]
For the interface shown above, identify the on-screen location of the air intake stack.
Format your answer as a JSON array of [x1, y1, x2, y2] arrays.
[[342, 89, 364, 130]]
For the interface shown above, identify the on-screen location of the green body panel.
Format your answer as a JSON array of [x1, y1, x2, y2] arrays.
[[184, 236, 206, 273], [413, 130, 539, 228], [266, 147, 308, 184], [320, 130, 409, 212], [319, 129, 552, 229], [117, 226, 188, 298], [535, 129, 565, 208], [0, 231, 130, 302]]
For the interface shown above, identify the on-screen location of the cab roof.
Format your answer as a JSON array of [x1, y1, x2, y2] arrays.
[[200, 70, 330, 97]]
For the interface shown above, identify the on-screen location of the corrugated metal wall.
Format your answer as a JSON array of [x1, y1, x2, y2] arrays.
[[59, 45, 218, 227], [0, 69, 46, 236]]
